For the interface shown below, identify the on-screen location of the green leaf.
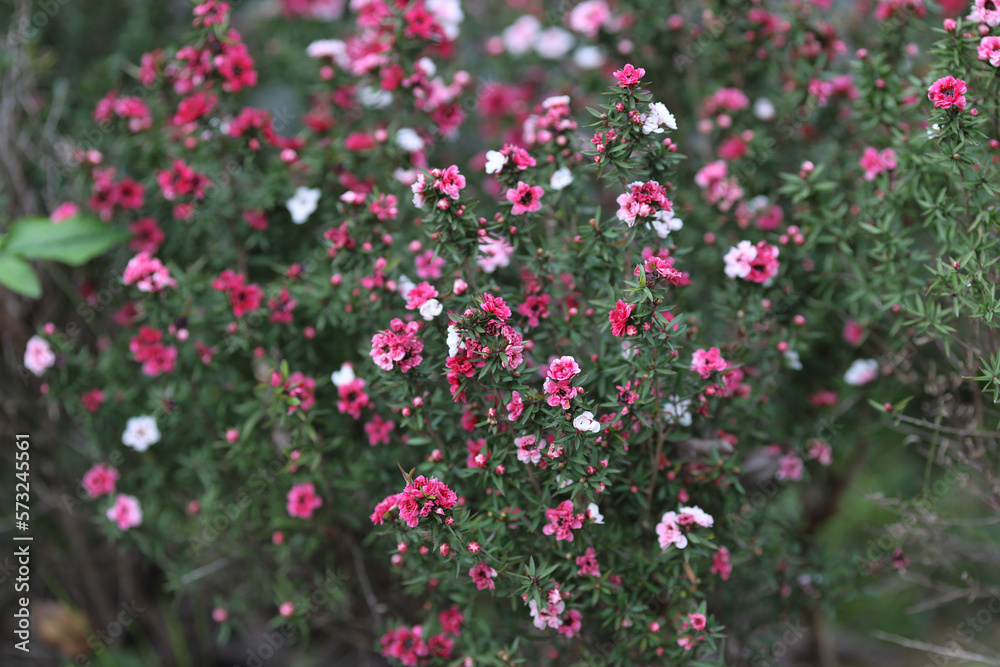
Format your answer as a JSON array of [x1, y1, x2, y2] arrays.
[[4, 216, 130, 266], [0, 254, 42, 298]]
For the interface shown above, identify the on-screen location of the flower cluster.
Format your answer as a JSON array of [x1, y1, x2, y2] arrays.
[[370, 475, 458, 528]]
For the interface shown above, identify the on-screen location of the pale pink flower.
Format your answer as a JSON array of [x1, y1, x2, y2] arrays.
[[107, 494, 143, 530], [24, 336, 56, 377]]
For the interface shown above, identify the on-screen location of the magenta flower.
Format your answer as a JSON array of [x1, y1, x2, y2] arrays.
[[286, 482, 323, 519], [542, 500, 585, 542], [505, 181, 544, 215], [613, 63, 646, 87], [83, 463, 119, 498], [927, 76, 968, 111], [107, 494, 143, 531]]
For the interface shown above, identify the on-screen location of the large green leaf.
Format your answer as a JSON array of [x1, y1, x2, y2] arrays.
[[4, 216, 130, 266], [0, 254, 42, 298]]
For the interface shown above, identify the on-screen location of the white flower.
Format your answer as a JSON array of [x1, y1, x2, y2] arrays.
[[426, 0, 463, 40], [419, 298, 442, 321], [535, 27, 575, 59], [679, 505, 714, 527], [24, 335, 55, 377], [549, 167, 574, 191], [542, 95, 571, 108], [587, 502, 604, 524], [784, 349, 802, 371], [331, 363, 356, 387], [641, 102, 677, 134], [122, 416, 160, 452], [723, 240, 757, 279], [415, 57, 436, 78], [573, 411, 602, 433], [306, 39, 348, 67], [753, 97, 776, 121], [661, 396, 692, 427], [397, 274, 417, 297], [446, 325, 465, 357], [649, 209, 683, 238], [358, 85, 392, 109], [485, 150, 508, 174], [394, 168, 418, 186], [395, 128, 425, 153], [844, 358, 879, 386], [286, 187, 321, 224], [573, 45, 605, 69]]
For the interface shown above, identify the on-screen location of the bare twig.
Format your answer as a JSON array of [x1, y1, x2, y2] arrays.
[[872, 630, 1000, 666]]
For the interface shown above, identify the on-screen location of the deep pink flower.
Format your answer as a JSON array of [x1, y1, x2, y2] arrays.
[[575, 546, 601, 577], [123, 252, 177, 293], [364, 414, 395, 446], [286, 482, 323, 519], [542, 500, 585, 541], [83, 463, 119, 498], [613, 63, 646, 87], [370, 318, 424, 372], [711, 546, 733, 580], [337, 378, 370, 419], [547, 355, 581, 382], [480, 293, 513, 320], [927, 76, 968, 111], [507, 390, 525, 421], [469, 561, 498, 590], [608, 300, 634, 337], [506, 181, 544, 215], [82, 389, 105, 413], [691, 347, 727, 378], [372, 475, 458, 528]]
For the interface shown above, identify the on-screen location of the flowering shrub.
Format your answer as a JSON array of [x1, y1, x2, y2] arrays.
[[12, 0, 1000, 664]]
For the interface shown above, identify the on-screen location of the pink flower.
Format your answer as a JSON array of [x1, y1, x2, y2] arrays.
[[23, 336, 56, 377], [278, 602, 295, 618], [50, 202, 79, 222], [285, 372, 316, 414], [557, 608, 583, 638], [808, 439, 833, 466], [843, 319, 865, 346], [477, 235, 515, 273], [83, 463, 119, 498], [568, 0, 611, 37], [979, 36, 1000, 66], [575, 547, 601, 577], [615, 180, 671, 226], [745, 241, 780, 284], [970, 0, 1000, 26], [370, 318, 424, 372], [507, 390, 525, 421], [337, 378, 370, 419], [469, 561, 498, 590], [859, 147, 899, 181], [286, 482, 323, 519], [372, 475, 458, 528], [515, 434, 541, 464], [546, 355, 581, 381], [691, 347, 727, 378], [405, 281, 439, 310], [542, 500, 585, 542], [82, 389, 105, 413], [438, 606, 464, 635], [613, 63, 646, 87], [123, 252, 177, 293], [711, 546, 733, 580], [380, 625, 428, 666], [107, 494, 142, 530], [229, 283, 264, 318], [608, 300, 634, 337], [480, 293, 513, 320], [927, 76, 968, 112], [128, 218, 165, 254], [435, 165, 466, 199], [776, 453, 804, 481], [506, 181, 544, 215], [415, 249, 445, 279], [688, 613, 707, 631], [656, 511, 687, 550]]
